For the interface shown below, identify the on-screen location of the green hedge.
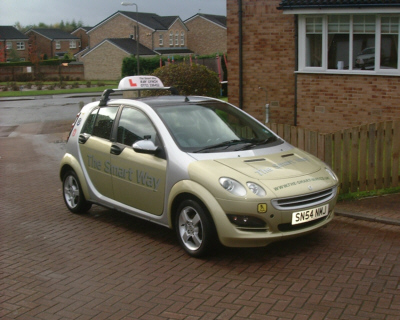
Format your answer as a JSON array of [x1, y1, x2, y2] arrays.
[[149, 63, 220, 97], [0, 59, 76, 67]]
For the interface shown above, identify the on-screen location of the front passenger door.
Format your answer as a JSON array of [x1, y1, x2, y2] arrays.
[[110, 106, 167, 215]]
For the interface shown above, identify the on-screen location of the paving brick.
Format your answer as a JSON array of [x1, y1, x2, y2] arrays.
[[1, 125, 400, 320]]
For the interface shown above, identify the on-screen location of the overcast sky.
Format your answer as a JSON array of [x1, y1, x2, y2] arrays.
[[1, 0, 227, 27]]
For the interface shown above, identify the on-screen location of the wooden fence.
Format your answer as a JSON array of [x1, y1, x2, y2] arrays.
[[267, 121, 400, 194]]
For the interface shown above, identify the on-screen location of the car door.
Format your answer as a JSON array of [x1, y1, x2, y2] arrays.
[[79, 106, 119, 199], [110, 106, 167, 215]]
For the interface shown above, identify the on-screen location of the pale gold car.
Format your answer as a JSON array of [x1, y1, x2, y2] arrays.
[[60, 76, 339, 257]]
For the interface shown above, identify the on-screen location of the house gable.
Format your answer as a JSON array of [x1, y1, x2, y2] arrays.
[[185, 14, 227, 55]]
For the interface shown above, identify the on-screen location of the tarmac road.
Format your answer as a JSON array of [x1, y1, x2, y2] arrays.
[[1, 95, 399, 319]]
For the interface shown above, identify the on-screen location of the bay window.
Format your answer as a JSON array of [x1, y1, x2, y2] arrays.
[[299, 14, 400, 75]]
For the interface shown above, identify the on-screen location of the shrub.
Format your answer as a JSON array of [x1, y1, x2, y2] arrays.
[[10, 82, 19, 91], [151, 63, 220, 97], [86, 81, 91, 88]]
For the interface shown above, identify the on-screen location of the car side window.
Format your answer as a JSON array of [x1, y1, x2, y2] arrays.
[[117, 107, 157, 146], [81, 108, 98, 134], [88, 106, 119, 140]]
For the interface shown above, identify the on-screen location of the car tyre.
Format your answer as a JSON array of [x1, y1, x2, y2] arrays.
[[175, 199, 216, 258], [63, 170, 92, 214]]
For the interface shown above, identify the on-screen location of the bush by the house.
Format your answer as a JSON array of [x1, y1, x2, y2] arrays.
[[150, 63, 220, 97]]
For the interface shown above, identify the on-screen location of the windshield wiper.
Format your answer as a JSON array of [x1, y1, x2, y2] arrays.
[[193, 139, 245, 153], [235, 137, 276, 151]]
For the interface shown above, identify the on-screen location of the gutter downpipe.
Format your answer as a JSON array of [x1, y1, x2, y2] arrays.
[[239, 0, 243, 109], [294, 15, 298, 126]]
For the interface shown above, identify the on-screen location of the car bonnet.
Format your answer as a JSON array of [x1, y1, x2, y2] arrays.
[[214, 149, 321, 180]]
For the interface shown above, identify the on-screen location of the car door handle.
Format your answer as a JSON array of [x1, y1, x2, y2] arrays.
[[78, 133, 90, 144], [110, 144, 125, 155]]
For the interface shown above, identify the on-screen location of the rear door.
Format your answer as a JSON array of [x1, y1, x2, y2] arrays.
[[78, 106, 119, 199]]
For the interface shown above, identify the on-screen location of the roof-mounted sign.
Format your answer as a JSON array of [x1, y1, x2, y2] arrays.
[[118, 76, 165, 90], [99, 75, 177, 106]]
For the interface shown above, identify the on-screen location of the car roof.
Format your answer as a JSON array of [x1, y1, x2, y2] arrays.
[[131, 95, 217, 108]]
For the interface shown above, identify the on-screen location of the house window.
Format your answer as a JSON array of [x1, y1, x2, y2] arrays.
[[381, 16, 399, 69], [305, 17, 323, 67], [328, 16, 349, 69], [175, 32, 179, 46], [159, 34, 163, 46], [17, 42, 25, 50], [69, 40, 76, 49], [299, 14, 400, 75], [55, 41, 61, 50], [6, 41, 12, 49], [181, 32, 185, 45], [169, 32, 173, 46]]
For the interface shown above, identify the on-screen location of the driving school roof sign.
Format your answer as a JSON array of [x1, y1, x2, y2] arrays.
[[118, 76, 165, 90]]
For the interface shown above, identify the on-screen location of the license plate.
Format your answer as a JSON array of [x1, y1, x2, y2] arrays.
[[292, 204, 329, 225]]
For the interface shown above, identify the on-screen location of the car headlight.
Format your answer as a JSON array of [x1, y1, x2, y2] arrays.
[[325, 167, 338, 181], [219, 177, 246, 196], [246, 182, 266, 197]]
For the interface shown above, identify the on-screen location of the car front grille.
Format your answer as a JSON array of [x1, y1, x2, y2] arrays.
[[271, 186, 337, 211]]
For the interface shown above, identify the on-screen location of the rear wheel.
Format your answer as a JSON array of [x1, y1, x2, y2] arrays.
[[62, 170, 92, 214], [175, 199, 216, 257]]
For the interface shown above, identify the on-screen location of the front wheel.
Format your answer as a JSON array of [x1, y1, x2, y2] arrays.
[[62, 170, 92, 214], [175, 199, 216, 257]]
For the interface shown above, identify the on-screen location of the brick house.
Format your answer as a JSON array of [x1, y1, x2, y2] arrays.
[[87, 11, 190, 54], [184, 14, 227, 56], [25, 28, 80, 59], [72, 26, 92, 50], [0, 26, 29, 62], [81, 11, 193, 79], [227, 0, 400, 133], [82, 38, 157, 80]]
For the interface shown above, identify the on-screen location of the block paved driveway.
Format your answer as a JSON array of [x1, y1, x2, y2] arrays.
[[1, 106, 400, 319]]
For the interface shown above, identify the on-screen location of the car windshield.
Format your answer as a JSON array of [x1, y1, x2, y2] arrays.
[[155, 101, 281, 152]]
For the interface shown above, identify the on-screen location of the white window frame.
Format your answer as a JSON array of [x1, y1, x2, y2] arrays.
[[169, 32, 173, 46], [6, 41, 12, 49], [181, 32, 185, 46], [159, 34, 163, 46], [298, 14, 400, 76], [55, 41, 61, 50], [175, 32, 179, 46], [69, 40, 76, 49], [17, 42, 25, 50]]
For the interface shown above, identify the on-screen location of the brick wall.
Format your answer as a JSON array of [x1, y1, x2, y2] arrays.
[[186, 16, 227, 55], [89, 14, 153, 49], [83, 41, 128, 80], [227, 0, 400, 133], [297, 74, 400, 132], [227, 0, 296, 126], [73, 29, 89, 49], [1, 41, 29, 61], [26, 32, 80, 59], [0, 64, 84, 81]]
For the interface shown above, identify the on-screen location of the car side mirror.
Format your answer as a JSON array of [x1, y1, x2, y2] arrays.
[[132, 139, 158, 154]]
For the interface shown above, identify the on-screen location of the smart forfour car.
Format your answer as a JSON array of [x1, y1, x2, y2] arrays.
[[60, 76, 339, 257]]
